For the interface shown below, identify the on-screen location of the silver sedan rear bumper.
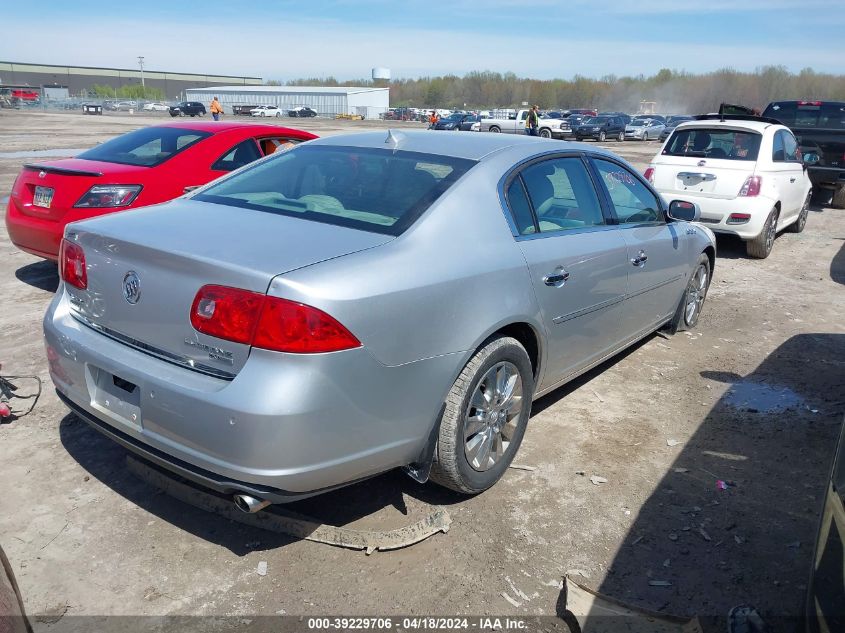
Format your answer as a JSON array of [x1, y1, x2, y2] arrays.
[[44, 290, 459, 501]]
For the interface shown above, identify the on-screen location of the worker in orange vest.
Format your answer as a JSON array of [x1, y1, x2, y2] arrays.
[[428, 110, 439, 129], [210, 97, 224, 121]]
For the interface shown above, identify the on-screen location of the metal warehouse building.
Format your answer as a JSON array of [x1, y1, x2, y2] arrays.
[[185, 85, 390, 119], [0, 61, 261, 99]]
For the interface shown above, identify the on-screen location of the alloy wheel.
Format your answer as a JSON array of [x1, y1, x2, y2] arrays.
[[684, 264, 708, 325], [765, 210, 778, 254], [463, 362, 523, 472], [797, 194, 810, 231]]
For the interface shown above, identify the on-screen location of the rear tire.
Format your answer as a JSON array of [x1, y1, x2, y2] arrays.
[[787, 192, 811, 233], [429, 336, 534, 495], [489, 126, 501, 133], [669, 254, 711, 333], [617, 131, 624, 142], [599, 131, 606, 142], [832, 185, 845, 209], [746, 207, 779, 259], [275, 112, 282, 117]]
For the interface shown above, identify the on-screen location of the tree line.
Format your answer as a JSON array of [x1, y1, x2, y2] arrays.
[[90, 84, 166, 101], [282, 67, 845, 114]]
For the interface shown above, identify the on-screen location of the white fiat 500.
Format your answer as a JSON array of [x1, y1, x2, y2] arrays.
[[645, 116, 813, 258]]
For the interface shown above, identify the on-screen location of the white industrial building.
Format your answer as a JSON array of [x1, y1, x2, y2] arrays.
[[184, 85, 389, 119]]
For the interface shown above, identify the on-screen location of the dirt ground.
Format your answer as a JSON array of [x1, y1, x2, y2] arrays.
[[0, 110, 843, 632]]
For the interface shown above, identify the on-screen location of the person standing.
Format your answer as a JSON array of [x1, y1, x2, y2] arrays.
[[210, 96, 224, 121], [526, 105, 540, 136], [428, 110, 439, 129]]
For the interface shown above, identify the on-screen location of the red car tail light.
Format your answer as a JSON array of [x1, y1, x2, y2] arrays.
[[738, 176, 762, 197], [74, 185, 142, 208], [59, 239, 87, 289], [190, 285, 361, 354], [644, 167, 655, 183]]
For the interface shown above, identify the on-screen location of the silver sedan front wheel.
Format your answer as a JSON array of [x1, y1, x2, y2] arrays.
[[430, 336, 534, 494], [668, 253, 711, 333], [684, 263, 708, 327]]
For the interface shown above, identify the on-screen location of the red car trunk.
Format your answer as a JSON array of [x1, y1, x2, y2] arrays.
[[8, 160, 148, 259], [5, 122, 318, 260]]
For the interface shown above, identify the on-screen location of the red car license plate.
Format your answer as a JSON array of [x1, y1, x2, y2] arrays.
[[33, 186, 54, 209]]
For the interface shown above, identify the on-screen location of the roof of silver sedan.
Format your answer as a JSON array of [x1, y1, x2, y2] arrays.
[[308, 130, 609, 162]]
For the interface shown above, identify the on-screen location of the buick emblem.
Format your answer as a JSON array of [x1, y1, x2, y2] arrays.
[[122, 271, 141, 304], [38, 171, 47, 179]]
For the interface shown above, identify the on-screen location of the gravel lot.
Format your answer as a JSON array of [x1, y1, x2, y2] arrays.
[[1, 110, 843, 631]]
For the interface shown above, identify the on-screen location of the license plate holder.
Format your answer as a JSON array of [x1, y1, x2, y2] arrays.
[[88, 366, 141, 429], [33, 186, 54, 209]]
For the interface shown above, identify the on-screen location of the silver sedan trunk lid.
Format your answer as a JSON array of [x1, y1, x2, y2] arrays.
[[64, 199, 393, 377]]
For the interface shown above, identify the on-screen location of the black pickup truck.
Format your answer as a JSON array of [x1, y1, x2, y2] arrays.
[[763, 101, 845, 208]]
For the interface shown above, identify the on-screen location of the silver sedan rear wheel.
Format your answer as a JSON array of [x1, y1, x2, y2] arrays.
[[430, 336, 534, 494], [463, 362, 523, 471]]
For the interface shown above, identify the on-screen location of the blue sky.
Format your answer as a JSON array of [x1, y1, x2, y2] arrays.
[[3, 0, 843, 80]]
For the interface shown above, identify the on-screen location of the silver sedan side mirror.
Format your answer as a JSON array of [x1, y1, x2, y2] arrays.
[[667, 199, 700, 222]]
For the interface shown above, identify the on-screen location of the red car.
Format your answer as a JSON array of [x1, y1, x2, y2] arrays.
[[5, 121, 317, 260]]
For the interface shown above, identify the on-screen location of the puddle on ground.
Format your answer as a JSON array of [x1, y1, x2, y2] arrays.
[[723, 380, 806, 412], [0, 148, 87, 159]]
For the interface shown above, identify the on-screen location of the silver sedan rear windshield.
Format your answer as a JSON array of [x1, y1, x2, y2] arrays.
[[194, 145, 476, 235], [662, 128, 761, 161]]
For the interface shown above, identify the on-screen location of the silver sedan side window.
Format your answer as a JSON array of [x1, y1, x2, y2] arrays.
[[592, 159, 662, 224], [518, 158, 605, 234]]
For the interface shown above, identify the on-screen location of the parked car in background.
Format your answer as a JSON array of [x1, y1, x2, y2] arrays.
[[5, 122, 317, 260], [479, 109, 568, 138], [44, 131, 714, 509], [115, 101, 138, 111], [572, 115, 627, 142], [233, 105, 261, 116], [563, 113, 590, 130], [289, 106, 318, 118], [251, 105, 283, 118], [660, 116, 695, 141], [169, 102, 206, 117], [599, 112, 632, 125], [568, 108, 598, 117], [625, 118, 665, 141], [763, 100, 845, 208], [645, 115, 812, 258], [434, 113, 476, 130], [142, 102, 169, 112]]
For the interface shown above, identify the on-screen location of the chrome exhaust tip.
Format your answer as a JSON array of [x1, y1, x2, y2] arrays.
[[233, 494, 271, 514]]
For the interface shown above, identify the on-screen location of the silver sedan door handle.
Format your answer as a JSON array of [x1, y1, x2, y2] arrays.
[[631, 250, 648, 267], [543, 271, 570, 286]]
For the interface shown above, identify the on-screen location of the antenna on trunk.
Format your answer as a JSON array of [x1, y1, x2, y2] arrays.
[[385, 129, 401, 148]]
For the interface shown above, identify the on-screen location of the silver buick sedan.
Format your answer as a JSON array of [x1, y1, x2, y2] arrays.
[[44, 131, 715, 510]]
